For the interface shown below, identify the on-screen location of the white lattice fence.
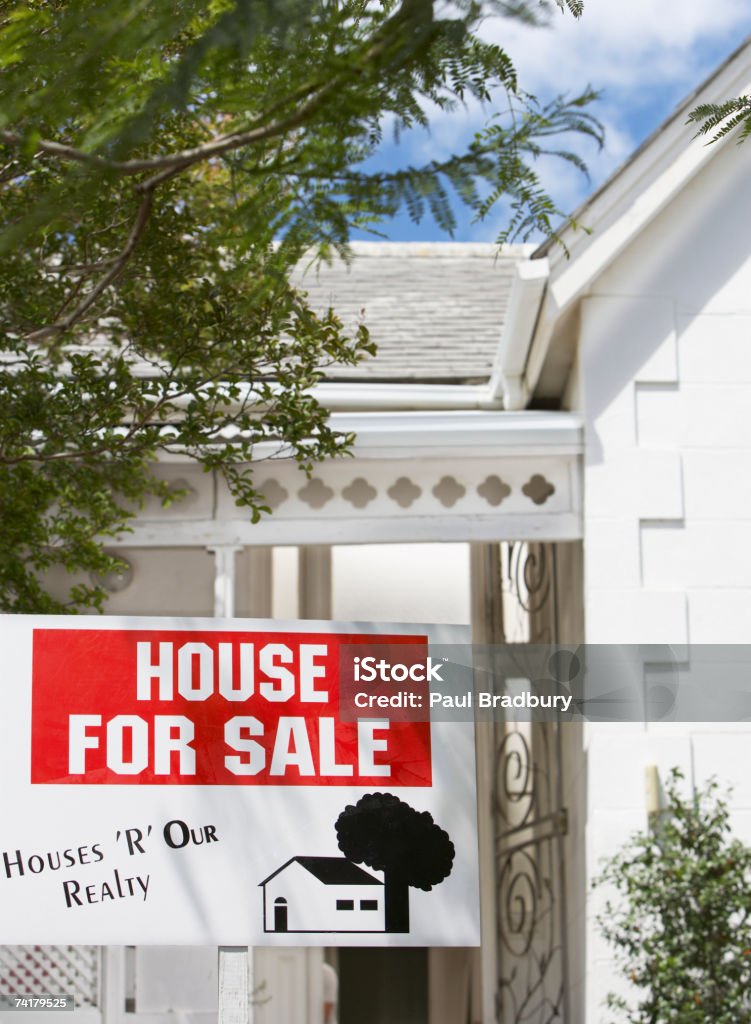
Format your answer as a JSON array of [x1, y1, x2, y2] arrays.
[[0, 946, 100, 1007]]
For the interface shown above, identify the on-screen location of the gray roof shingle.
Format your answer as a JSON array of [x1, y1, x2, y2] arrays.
[[294, 242, 531, 384]]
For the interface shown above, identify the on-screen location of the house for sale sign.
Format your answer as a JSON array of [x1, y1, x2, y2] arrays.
[[0, 615, 479, 946]]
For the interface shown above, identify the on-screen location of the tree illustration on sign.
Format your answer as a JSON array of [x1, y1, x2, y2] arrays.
[[335, 792, 455, 933]]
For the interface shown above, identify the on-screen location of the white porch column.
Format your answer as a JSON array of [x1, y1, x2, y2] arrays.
[[298, 546, 331, 619], [209, 544, 243, 618]]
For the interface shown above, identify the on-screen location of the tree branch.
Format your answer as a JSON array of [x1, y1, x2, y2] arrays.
[[3, 1, 418, 184], [23, 189, 154, 343], [8, 13, 410, 344]]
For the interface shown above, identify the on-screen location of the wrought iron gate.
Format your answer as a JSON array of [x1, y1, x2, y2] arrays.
[[493, 543, 570, 1024]]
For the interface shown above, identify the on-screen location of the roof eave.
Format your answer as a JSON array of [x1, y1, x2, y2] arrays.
[[524, 34, 751, 401]]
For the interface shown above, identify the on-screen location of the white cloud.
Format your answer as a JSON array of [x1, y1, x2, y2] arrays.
[[365, 1, 751, 239], [489, 0, 751, 96], [483, 1, 751, 217]]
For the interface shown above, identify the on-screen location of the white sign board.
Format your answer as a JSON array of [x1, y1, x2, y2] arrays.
[[0, 615, 479, 946]]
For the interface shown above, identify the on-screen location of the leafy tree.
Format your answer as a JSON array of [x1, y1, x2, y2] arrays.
[[0, 0, 602, 612], [595, 770, 751, 1024], [688, 96, 751, 145], [336, 792, 454, 932]]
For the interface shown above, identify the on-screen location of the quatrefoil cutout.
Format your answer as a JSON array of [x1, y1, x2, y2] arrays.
[[522, 474, 555, 506], [342, 477, 377, 509], [432, 475, 466, 508], [298, 478, 335, 509], [387, 477, 422, 508], [259, 479, 288, 510], [477, 475, 512, 507]]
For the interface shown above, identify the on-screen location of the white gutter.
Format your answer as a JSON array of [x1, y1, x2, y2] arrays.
[[241, 409, 583, 462], [334, 409, 583, 458], [487, 258, 549, 409], [311, 381, 496, 411]]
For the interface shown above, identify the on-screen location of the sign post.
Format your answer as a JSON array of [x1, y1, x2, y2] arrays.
[[208, 545, 252, 1024], [218, 946, 252, 1024]]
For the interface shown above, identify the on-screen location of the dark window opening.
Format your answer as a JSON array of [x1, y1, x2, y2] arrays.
[[339, 947, 428, 1024], [360, 899, 378, 910], [336, 899, 354, 910]]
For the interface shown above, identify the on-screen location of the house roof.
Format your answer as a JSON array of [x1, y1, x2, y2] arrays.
[[59, 246, 540, 416], [260, 856, 383, 886], [523, 34, 751, 402], [293, 242, 534, 385]]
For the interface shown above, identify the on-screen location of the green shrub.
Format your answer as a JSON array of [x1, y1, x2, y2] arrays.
[[595, 769, 751, 1023]]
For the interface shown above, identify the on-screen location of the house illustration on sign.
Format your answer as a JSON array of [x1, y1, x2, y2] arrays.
[[260, 856, 386, 933]]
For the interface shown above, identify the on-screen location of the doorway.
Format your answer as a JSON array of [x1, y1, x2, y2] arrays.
[[338, 948, 428, 1024]]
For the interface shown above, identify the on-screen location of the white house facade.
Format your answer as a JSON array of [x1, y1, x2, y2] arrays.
[[2, 34, 751, 1024]]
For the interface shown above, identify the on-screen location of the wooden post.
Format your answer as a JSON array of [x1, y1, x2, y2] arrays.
[[209, 546, 254, 1024], [218, 947, 253, 1024], [470, 543, 504, 1024]]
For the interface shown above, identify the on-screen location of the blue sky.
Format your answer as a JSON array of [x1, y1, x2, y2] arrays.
[[353, 1, 751, 243]]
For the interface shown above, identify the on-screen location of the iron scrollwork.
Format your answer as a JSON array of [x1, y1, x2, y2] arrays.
[[494, 542, 569, 1024]]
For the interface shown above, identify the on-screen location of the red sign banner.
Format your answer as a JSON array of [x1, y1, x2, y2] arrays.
[[31, 629, 432, 787]]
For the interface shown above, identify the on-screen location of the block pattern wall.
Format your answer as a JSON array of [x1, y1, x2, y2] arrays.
[[580, 294, 687, 644], [576, 135, 751, 1023]]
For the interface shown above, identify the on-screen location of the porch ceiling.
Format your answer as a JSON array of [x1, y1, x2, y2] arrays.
[[114, 411, 583, 547]]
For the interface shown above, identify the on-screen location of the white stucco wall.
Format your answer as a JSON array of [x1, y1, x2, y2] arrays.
[[576, 132, 751, 1022]]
